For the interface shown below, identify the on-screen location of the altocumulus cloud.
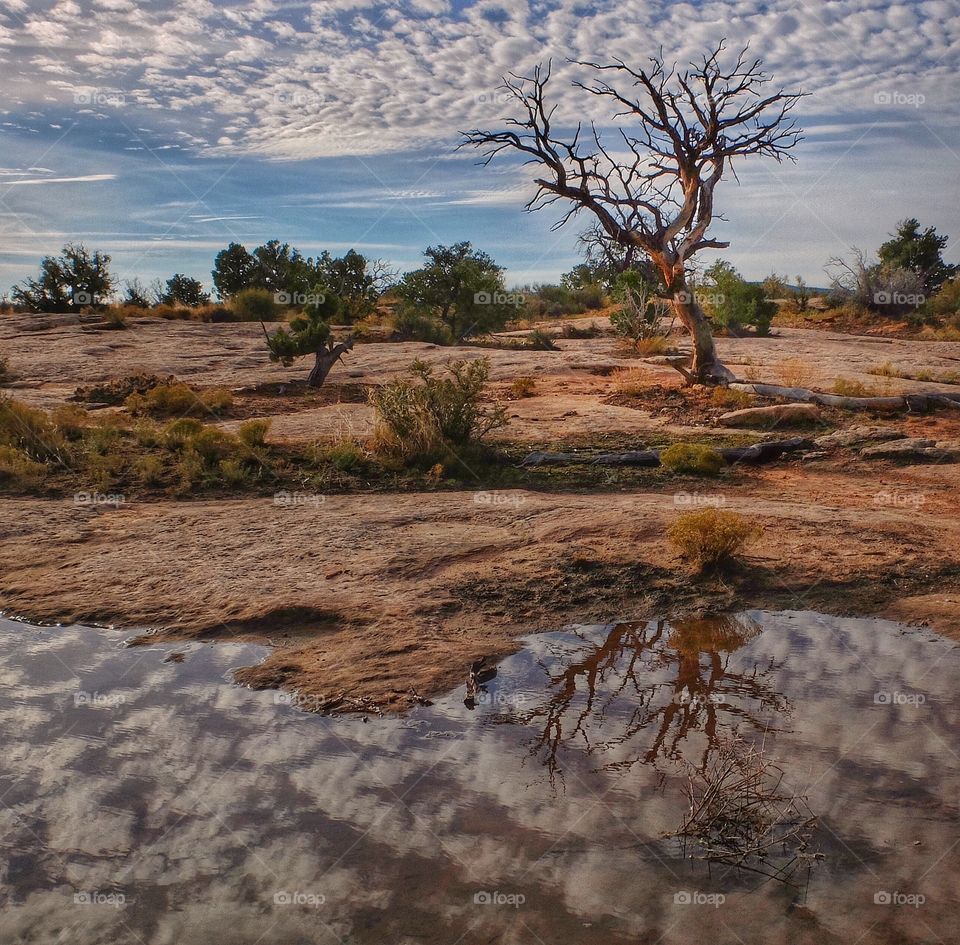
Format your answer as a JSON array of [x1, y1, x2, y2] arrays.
[[0, 0, 957, 289]]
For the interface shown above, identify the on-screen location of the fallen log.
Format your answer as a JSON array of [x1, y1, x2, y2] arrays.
[[718, 437, 813, 465], [728, 382, 927, 412], [592, 450, 661, 467], [521, 438, 812, 468]]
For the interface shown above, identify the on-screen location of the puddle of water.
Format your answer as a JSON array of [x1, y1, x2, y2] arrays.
[[0, 611, 958, 944]]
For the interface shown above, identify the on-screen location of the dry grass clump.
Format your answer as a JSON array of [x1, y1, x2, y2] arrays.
[[830, 377, 895, 397], [866, 361, 905, 379], [0, 445, 46, 487], [237, 418, 271, 448], [668, 509, 761, 567], [369, 358, 506, 465], [510, 376, 537, 398], [776, 357, 815, 389], [0, 395, 70, 464], [612, 367, 650, 397], [711, 387, 754, 410], [125, 382, 233, 418], [634, 335, 674, 356], [659, 443, 724, 476]]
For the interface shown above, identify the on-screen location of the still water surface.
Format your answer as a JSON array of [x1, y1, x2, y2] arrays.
[[0, 611, 958, 944]]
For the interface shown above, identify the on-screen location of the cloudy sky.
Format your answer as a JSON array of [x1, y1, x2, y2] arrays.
[[0, 0, 958, 295]]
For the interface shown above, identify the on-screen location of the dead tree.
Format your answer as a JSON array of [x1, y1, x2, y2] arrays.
[[461, 43, 805, 383]]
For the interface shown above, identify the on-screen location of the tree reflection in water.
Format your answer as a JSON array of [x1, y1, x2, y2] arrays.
[[516, 615, 790, 784]]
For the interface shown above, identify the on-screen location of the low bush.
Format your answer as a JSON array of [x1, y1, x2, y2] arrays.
[[0, 395, 70, 464], [518, 283, 604, 319], [668, 509, 761, 567], [311, 436, 369, 472], [526, 328, 558, 350], [390, 307, 454, 345], [711, 387, 753, 410], [125, 383, 233, 418], [74, 373, 175, 406], [0, 445, 46, 487], [370, 358, 507, 464], [510, 376, 537, 398], [560, 321, 602, 339], [237, 418, 271, 448], [659, 443, 725, 476], [229, 288, 280, 322]]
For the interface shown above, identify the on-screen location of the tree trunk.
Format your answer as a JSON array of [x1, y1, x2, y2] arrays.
[[306, 339, 354, 388], [657, 260, 734, 385]]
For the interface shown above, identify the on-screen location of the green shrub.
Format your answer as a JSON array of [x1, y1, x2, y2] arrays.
[[230, 288, 280, 322], [702, 261, 776, 335], [370, 358, 507, 463], [0, 445, 46, 487], [391, 307, 454, 345], [659, 443, 724, 476], [0, 395, 70, 463], [125, 383, 232, 418], [136, 454, 165, 486], [237, 419, 271, 448], [668, 509, 761, 567], [313, 437, 369, 472]]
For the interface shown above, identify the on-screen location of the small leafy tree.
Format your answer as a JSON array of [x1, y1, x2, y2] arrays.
[[212, 242, 256, 299], [12, 243, 115, 312], [701, 261, 775, 335], [163, 274, 210, 307], [262, 291, 353, 387], [397, 242, 515, 339], [877, 219, 956, 296], [319, 249, 392, 323], [251, 240, 320, 299]]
